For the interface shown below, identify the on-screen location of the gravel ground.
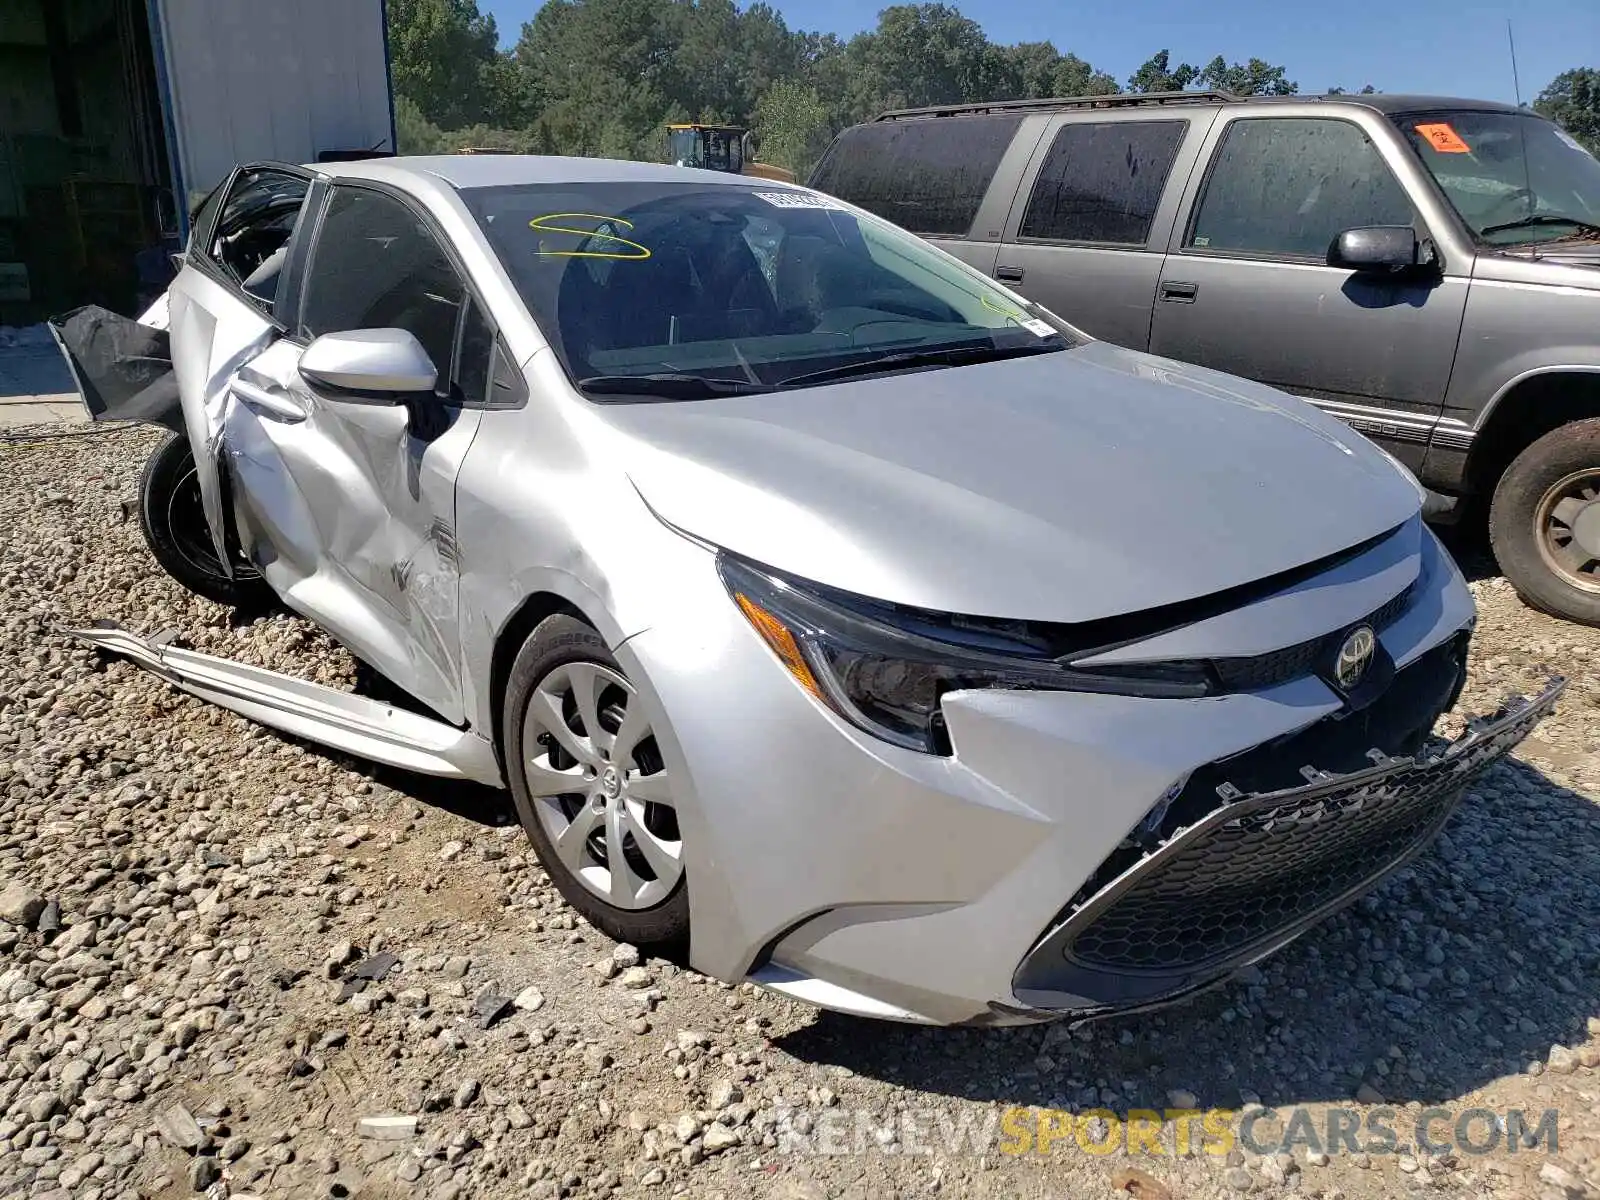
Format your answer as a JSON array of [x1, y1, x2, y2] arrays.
[[2, 424, 1599, 1200]]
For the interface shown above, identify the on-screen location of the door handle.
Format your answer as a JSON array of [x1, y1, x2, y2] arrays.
[[1159, 280, 1199, 302], [232, 378, 306, 422], [996, 264, 1025, 282]]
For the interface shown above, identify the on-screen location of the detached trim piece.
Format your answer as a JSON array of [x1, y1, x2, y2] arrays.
[[63, 621, 503, 786]]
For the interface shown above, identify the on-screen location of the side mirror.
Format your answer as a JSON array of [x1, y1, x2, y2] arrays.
[[299, 328, 437, 397], [1328, 226, 1434, 275]]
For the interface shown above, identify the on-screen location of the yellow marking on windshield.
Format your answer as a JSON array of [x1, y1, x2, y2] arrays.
[[980, 291, 1025, 322], [530, 213, 652, 260]]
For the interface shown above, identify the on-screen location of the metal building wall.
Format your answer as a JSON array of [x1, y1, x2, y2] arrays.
[[150, 0, 394, 205]]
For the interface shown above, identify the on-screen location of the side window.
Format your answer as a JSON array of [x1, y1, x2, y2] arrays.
[[1020, 121, 1186, 245], [808, 115, 1023, 237], [202, 168, 310, 310], [1189, 118, 1415, 259], [454, 296, 495, 407], [300, 187, 466, 395]]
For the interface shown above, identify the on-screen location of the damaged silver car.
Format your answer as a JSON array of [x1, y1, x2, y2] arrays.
[[53, 156, 1561, 1026]]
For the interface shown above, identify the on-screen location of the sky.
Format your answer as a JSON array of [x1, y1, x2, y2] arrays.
[[479, 0, 1597, 103]]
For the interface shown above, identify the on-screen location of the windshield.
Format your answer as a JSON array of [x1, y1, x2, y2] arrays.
[[463, 181, 1079, 398], [1395, 110, 1600, 246]]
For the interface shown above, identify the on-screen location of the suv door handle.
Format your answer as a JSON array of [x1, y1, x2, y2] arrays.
[[1159, 280, 1199, 302], [995, 264, 1025, 282]]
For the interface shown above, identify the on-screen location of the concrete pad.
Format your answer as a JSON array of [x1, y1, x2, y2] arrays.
[[0, 394, 86, 430]]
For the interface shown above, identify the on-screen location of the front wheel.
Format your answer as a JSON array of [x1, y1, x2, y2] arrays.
[[502, 614, 689, 952], [138, 430, 274, 610], [1489, 418, 1600, 626]]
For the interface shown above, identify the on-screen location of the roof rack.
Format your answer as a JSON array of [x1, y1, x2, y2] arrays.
[[873, 90, 1245, 122]]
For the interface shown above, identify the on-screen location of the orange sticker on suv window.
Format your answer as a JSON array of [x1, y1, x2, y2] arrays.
[[1415, 123, 1470, 154]]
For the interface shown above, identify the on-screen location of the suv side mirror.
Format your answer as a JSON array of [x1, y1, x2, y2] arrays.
[[299, 329, 437, 397], [1328, 226, 1435, 275]]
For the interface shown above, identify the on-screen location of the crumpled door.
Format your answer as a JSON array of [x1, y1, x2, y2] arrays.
[[165, 266, 283, 575], [215, 337, 481, 725]]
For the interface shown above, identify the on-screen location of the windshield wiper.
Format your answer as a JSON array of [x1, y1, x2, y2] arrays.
[[777, 338, 1065, 390], [578, 373, 776, 400], [1480, 214, 1600, 239]]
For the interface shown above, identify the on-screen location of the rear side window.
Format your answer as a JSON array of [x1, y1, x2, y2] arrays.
[[1019, 121, 1186, 245], [300, 186, 466, 388], [1189, 118, 1414, 259], [809, 116, 1022, 237]]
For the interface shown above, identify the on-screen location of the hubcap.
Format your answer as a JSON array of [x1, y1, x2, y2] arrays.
[[1534, 468, 1600, 595], [520, 661, 682, 910]]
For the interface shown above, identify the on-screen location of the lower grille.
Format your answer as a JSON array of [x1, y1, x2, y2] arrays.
[[1012, 674, 1563, 1016]]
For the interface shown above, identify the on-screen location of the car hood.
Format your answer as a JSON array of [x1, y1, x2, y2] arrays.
[[600, 341, 1421, 623]]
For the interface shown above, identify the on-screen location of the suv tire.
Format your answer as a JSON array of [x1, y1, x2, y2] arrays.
[[502, 614, 690, 953], [1489, 418, 1600, 627], [139, 431, 274, 610]]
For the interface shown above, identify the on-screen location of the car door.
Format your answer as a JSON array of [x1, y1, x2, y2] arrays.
[[217, 182, 495, 725], [165, 163, 314, 574], [992, 112, 1213, 350], [1148, 112, 1470, 472]]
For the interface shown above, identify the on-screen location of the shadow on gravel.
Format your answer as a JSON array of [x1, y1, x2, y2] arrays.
[[1435, 513, 1499, 584], [774, 754, 1600, 1116]]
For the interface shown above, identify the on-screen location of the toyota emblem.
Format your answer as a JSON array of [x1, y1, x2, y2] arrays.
[[1335, 625, 1377, 690]]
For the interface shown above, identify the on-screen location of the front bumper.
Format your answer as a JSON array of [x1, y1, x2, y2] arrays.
[[616, 522, 1558, 1026], [1009, 675, 1561, 1020]]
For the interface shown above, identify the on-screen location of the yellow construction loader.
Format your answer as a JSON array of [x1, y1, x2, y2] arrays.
[[667, 124, 796, 183]]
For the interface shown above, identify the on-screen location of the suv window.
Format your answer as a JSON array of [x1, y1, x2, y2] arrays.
[[300, 186, 466, 394], [1189, 118, 1415, 259], [1020, 120, 1186, 245], [808, 116, 1023, 237]]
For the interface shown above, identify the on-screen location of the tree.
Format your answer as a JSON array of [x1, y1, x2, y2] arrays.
[[843, 5, 1006, 115], [386, 0, 1294, 164], [1128, 50, 1199, 93], [394, 95, 452, 155], [1198, 56, 1296, 95], [1534, 68, 1600, 155], [1128, 49, 1296, 95], [387, 0, 508, 128], [754, 79, 832, 177], [1053, 53, 1118, 98]]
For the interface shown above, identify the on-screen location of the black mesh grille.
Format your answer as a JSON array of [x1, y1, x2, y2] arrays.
[[1208, 583, 1414, 692], [1068, 760, 1464, 971], [1058, 681, 1558, 976]]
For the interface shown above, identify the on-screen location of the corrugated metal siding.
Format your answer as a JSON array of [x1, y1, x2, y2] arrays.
[[151, 0, 392, 203]]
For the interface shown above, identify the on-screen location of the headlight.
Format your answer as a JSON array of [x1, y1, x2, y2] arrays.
[[719, 555, 1211, 754]]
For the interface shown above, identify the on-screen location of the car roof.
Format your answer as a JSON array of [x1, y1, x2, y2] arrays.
[[313, 154, 780, 192], [872, 90, 1534, 123]]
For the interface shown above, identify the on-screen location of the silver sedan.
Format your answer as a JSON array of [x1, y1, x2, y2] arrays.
[[54, 155, 1560, 1026]]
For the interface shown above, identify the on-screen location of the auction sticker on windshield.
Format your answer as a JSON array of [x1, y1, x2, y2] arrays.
[[755, 191, 847, 210], [1415, 123, 1471, 154]]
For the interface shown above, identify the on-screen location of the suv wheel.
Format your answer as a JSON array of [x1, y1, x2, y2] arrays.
[[1489, 418, 1600, 626], [139, 431, 274, 610], [502, 614, 689, 952]]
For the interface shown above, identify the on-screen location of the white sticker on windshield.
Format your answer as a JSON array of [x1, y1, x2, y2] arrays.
[[755, 191, 847, 210], [1022, 318, 1056, 339]]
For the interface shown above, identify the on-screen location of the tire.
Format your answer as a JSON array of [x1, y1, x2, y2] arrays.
[[502, 614, 690, 952], [138, 430, 275, 610], [1489, 418, 1600, 627]]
